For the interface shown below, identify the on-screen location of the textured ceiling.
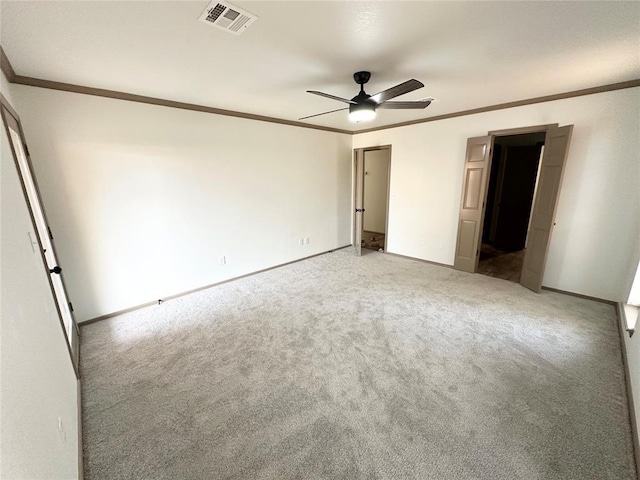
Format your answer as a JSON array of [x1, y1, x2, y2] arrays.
[[1, 1, 639, 132]]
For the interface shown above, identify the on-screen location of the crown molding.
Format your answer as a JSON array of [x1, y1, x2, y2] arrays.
[[354, 79, 640, 134], [1, 46, 16, 82], [10, 74, 353, 135], [3, 46, 639, 136]]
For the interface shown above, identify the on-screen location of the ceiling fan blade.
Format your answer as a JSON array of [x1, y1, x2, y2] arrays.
[[299, 107, 349, 121], [369, 79, 424, 104], [377, 99, 432, 109], [307, 91, 356, 104]]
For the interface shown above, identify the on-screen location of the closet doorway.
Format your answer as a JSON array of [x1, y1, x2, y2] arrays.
[[353, 146, 391, 256], [453, 124, 573, 292], [478, 132, 545, 282]]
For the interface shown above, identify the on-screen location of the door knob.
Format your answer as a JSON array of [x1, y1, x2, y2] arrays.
[[49, 266, 62, 274]]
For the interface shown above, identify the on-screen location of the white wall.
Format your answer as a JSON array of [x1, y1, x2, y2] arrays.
[[354, 87, 640, 302], [363, 149, 389, 234], [11, 85, 353, 322], [0, 73, 79, 479]]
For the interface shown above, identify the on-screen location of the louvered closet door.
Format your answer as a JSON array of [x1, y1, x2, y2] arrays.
[[453, 136, 493, 273]]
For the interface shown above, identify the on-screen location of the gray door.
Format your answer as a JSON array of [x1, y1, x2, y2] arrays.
[[453, 136, 493, 272], [1, 100, 79, 373], [520, 125, 573, 292]]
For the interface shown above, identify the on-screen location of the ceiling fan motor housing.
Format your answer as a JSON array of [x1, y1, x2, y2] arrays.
[[349, 95, 377, 122]]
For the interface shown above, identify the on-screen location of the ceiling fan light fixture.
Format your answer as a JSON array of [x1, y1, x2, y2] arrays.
[[348, 103, 376, 123]]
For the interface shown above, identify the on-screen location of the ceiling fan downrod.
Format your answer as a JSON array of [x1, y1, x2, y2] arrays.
[[353, 71, 371, 94]]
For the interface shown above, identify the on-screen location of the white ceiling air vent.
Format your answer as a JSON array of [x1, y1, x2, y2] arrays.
[[198, 1, 258, 35]]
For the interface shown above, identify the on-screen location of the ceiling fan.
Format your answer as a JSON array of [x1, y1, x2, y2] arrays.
[[300, 71, 432, 123]]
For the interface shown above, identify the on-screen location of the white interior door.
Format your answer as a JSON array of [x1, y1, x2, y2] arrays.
[[1, 102, 79, 369], [520, 125, 573, 292]]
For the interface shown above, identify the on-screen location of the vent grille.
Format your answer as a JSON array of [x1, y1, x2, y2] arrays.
[[199, 1, 258, 35]]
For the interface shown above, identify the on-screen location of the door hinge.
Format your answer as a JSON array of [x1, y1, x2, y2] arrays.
[[48, 226, 54, 240], [69, 302, 74, 313]]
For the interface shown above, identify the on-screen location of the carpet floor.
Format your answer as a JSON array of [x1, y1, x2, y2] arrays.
[[80, 249, 636, 479]]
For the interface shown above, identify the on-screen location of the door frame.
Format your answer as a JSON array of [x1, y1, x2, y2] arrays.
[[0, 93, 79, 378], [353, 145, 392, 254], [453, 123, 569, 288], [489, 123, 559, 137]]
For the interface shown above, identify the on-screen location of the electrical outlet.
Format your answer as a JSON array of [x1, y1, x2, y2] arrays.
[[219, 256, 226, 265], [304, 237, 310, 245], [299, 238, 304, 246]]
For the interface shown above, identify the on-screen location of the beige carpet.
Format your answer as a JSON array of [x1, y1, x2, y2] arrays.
[[80, 249, 636, 479]]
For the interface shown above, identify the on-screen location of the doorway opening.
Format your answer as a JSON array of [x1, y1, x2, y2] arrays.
[[453, 124, 573, 292], [353, 146, 391, 256], [478, 132, 545, 282], [362, 148, 390, 252]]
